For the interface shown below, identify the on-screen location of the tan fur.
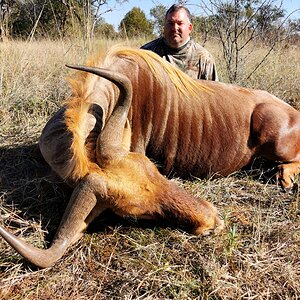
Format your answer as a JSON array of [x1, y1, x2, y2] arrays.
[[104, 47, 212, 96], [47, 46, 300, 188], [0, 125, 223, 268], [2, 46, 300, 268], [0, 51, 225, 268], [64, 97, 101, 181]]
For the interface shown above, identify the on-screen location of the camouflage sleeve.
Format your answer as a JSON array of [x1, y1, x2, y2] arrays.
[[198, 54, 218, 81], [188, 41, 218, 81]]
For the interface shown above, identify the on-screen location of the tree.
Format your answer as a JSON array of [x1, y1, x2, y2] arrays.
[[0, 0, 125, 42], [191, 15, 216, 43], [198, 0, 287, 83], [0, 0, 18, 40], [149, 4, 166, 36], [288, 18, 300, 33], [119, 7, 153, 38], [61, 0, 105, 47], [12, 0, 69, 39], [286, 17, 300, 43], [94, 19, 117, 38], [0, 0, 73, 39]]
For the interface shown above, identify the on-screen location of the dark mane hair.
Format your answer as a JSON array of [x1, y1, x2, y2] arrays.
[[165, 4, 192, 22]]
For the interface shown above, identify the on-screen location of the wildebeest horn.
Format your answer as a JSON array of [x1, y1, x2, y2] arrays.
[[66, 65, 133, 165], [0, 173, 107, 268], [65, 64, 132, 109]]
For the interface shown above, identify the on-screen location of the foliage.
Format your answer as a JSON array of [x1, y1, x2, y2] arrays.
[[95, 20, 117, 38], [197, 0, 291, 83], [119, 6, 153, 38], [149, 4, 166, 36], [0, 0, 71, 39], [288, 18, 300, 33], [191, 15, 215, 43], [0, 0, 121, 41], [287, 18, 300, 43], [11, 0, 69, 39]]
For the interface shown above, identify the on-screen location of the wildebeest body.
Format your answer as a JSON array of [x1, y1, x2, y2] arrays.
[[98, 53, 297, 182], [1, 47, 299, 268], [41, 47, 300, 188]]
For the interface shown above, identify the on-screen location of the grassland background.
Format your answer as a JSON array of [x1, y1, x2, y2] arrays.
[[0, 38, 299, 299]]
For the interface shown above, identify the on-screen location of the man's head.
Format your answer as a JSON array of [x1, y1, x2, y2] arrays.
[[163, 4, 193, 49]]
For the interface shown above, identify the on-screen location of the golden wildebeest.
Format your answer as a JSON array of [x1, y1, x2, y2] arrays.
[[1, 47, 299, 268]]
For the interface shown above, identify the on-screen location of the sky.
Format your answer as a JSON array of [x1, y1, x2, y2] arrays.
[[102, 0, 300, 30]]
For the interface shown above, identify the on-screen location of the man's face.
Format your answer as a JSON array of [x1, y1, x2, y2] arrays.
[[163, 8, 193, 48]]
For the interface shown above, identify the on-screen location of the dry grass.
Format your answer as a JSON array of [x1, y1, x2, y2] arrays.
[[204, 39, 300, 108], [0, 38, 299, 299]]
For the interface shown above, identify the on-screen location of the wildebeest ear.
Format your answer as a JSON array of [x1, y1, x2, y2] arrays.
[[88, 103, 104, 126]]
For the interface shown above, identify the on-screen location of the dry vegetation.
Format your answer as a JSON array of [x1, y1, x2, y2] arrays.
[[0, 38, 299, 299]]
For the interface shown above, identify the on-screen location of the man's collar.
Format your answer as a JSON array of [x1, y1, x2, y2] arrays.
[[163, 36, 191, 52]]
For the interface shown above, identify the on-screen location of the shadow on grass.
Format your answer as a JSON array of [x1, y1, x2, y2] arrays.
[[240, 157, 280, 184], [0, 143, 177, 246], [0, 143, 71, 242]]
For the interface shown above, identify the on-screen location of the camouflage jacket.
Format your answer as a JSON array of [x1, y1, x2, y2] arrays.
[[141, 37, 218, 81]]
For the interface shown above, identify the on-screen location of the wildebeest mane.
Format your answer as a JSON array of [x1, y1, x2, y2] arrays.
[[63, 95, 100, 181], [104, 47, 211, 96], [67, 46, 212, 102]]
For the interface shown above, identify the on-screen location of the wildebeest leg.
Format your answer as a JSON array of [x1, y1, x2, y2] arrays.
[[277, 162, 300, 190], [251, 103, 300, 189], [0, 173, 107, 268]]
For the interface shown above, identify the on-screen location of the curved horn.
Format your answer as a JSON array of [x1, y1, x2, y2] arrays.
[[66, 65, 133, 166], [0, 174, 106, 268], [66, 65, 132, 109]]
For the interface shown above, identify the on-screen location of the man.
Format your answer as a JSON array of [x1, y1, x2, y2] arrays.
[[141, 4, 218, 81]]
